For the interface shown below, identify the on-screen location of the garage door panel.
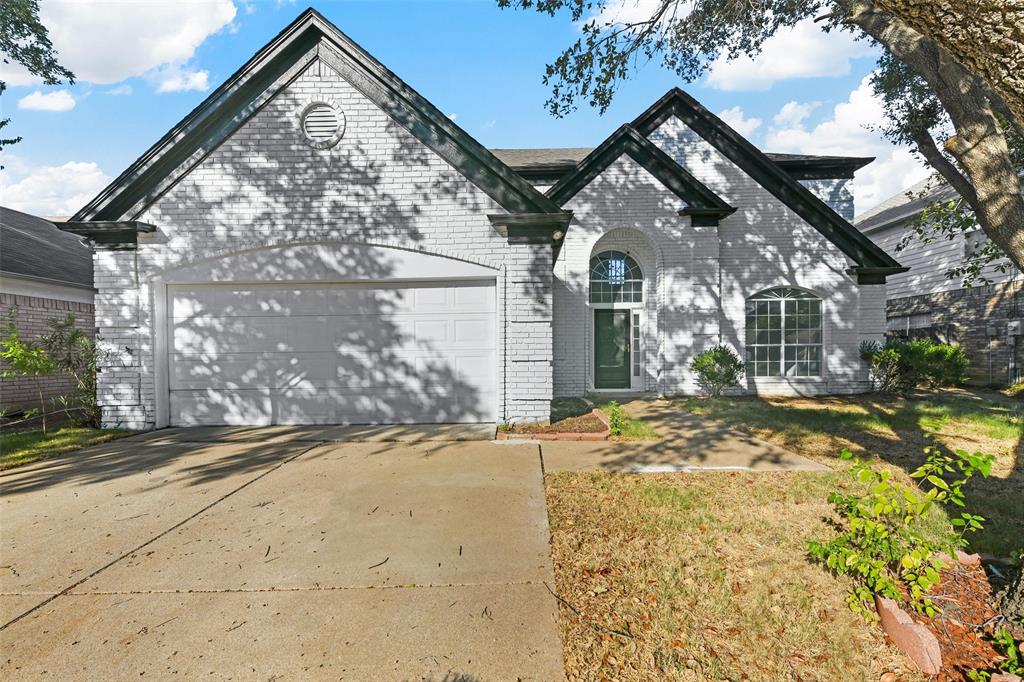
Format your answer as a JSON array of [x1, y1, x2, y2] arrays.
[[169, 386, 498, 426], [168, 281, 496, 425]]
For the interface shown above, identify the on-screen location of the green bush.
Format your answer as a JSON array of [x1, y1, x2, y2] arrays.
[[606, 400, 624, 437], [40, 314, 106, 428], [689, 345, 745, 397], [808, 441, 993, 620], [0, 311, 58, 433], [860, 338, 968, 393]]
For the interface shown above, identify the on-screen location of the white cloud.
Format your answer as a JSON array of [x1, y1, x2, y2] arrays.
[[0, 157, 111, 216], [707, 19, 876, 91], [763, 75, 931, 213], [17, 89, 76, 112], [447, 112, 458, 122], [481, 119, 497, 130], [0, 61, 38, 87], [105, 84, 133, 96], [772, 100, 820, 128], [0, 0, 235, 88], [717, 106, 761, 138], [153, 65, 210, 93]]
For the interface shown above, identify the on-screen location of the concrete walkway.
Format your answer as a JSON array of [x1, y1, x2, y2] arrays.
[[542, 399, 828, 473], [0, 433, 562, 680]]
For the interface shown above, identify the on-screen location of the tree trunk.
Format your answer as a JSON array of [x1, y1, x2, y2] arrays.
[[1001, 566, 1024, 626], [874, 0, 1024, 129], [844, 1, 1024, 274]]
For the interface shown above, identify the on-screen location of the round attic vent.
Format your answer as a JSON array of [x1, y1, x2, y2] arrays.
[[300, 102, 344, 149]]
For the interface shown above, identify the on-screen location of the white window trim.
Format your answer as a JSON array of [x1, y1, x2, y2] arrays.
[[588, 250, 646, 392], [744, 287, 825, 379]]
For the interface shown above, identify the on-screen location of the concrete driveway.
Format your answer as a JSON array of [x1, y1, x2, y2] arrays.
[[0, 429, 563, 681]]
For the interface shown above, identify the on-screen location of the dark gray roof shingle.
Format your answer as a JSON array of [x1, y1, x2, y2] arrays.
[[855, 178, 955, 232], [0, 206, 93, 289]]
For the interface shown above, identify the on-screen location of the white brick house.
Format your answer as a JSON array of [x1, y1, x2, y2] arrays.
[[61, 9, 903, 430]]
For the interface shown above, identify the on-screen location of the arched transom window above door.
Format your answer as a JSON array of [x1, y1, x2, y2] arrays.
[[590, 250, 643, 303], [745, 287, 823, 377]]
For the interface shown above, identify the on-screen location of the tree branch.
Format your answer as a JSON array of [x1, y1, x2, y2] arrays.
[[843, 0, 1024, 272], [908, 127, 977, 205]]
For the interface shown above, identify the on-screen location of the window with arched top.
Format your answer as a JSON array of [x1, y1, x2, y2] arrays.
[[745, 287, 822, 377], [590, 251, 643, 303]]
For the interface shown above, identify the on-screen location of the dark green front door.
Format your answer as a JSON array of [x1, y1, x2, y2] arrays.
[[594, 310, 630, 389]]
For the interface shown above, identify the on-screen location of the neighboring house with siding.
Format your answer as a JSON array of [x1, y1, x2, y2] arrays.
[[57, 9, 902, 430], [0, 207, 95, 414], [856, 178, 1023, 386]]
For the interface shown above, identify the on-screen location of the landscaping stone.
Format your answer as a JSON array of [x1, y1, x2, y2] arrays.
[[874, 595, 942, 675]]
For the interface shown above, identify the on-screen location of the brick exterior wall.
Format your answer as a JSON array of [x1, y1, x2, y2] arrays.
[[800, 178, 855, 221], [551, 118, 886, 397], [0, 293, 95, 413], [887, 280, 1024, 386], [93, 50, 553, 429]]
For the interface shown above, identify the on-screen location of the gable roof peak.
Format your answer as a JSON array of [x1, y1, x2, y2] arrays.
[[70, 6, 564, 223], [631, 87, 904, 281], [546, 124, 734, 225]]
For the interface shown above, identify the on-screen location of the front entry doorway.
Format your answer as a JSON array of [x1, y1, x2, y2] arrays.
[[593, 309, 631, 389]]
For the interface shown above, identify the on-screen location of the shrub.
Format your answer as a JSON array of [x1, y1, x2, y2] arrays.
[[40, 314, 106, 428], [920, 342, 969, 387], [808, 440, 993, 620], [606, 400, 624, 437], [0, 309, 58, 433], [689, 345, 744, 397], [860, 338, 968, 393]]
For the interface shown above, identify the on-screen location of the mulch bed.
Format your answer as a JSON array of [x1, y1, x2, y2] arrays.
[[912, 559, 1020, 681], [511, 412, 608, 434]]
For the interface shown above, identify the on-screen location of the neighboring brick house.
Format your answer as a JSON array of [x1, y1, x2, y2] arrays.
[[59, 9, 902, 430], [0, 207, 95, 414], [856, 179, 1023, 387]]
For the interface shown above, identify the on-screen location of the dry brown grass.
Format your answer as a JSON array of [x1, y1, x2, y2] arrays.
[[545, 471, 925, 682]]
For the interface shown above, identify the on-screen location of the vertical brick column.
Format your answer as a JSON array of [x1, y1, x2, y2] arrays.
[[93, 249, 151, 430], [504, 242, 554, 423]]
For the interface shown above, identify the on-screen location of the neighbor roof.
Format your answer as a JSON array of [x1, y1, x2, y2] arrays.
[[855, 177, 954, 233], [630, 88, 904, 282], [0, 207, 93, 289], [70, 8, 566, 224]]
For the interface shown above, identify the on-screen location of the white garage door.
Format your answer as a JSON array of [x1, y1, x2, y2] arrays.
[[167, 280, 496, 426]]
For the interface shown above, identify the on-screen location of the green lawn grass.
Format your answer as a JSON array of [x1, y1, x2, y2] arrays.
[[675, 390, 1023, 557], [0, 427, 133, 470]]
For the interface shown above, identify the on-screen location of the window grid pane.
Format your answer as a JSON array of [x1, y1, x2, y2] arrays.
[[745, 288, 822, 378], [589, 251, 644, 304]]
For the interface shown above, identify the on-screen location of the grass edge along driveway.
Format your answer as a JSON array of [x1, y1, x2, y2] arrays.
[[0, 427, 132, 470]]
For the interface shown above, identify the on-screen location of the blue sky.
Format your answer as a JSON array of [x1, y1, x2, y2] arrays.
[[0, 0, 929, 216]]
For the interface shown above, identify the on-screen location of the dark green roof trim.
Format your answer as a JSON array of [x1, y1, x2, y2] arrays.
[[546, 125, 735, 224], [58, 221, 157, 249], [774, 157, 874, 180], [847, 266, 910, 285], [487, 212, 573, 244], [73, 8, 561, 222], [632, 88, 904, 278]]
